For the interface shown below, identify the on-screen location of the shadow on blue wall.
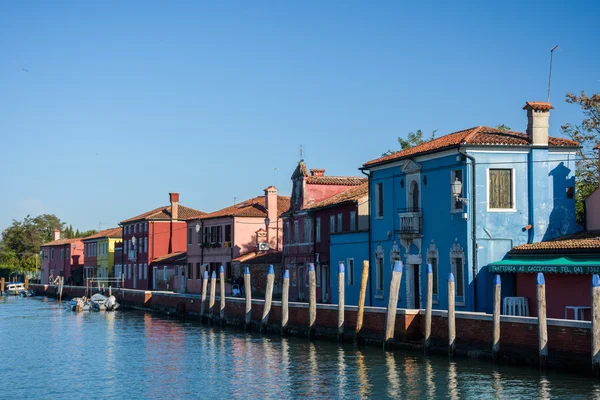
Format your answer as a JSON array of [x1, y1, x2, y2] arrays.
[[544, 162, 577, 241]]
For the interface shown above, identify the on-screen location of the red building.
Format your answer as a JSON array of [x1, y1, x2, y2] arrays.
[[40, 229, 84, 284], [282, 161, 366, 302], [118, 193, 205, 290]]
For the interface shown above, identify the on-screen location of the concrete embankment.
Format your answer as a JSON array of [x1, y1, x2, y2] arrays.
[[31, 284, 591, 374]]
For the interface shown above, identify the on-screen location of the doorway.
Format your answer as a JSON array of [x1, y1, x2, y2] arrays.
[[321, 264, 329, 303], [406, 263, 421, 309]]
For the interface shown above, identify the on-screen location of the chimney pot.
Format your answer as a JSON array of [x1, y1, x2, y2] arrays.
[[169, 192, 180, 219], [53, 229, 61, 241], [523, 101, 553, 146], [310, 168, 325, 177]]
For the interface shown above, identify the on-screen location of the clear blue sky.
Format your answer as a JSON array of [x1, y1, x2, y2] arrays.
[[1, 1, 598, 232]]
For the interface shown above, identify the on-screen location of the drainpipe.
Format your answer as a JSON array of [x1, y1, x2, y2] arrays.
[[360, 168, 373, 307], [458, 149, 478, 312]]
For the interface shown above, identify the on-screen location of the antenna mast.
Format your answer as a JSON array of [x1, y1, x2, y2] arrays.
[[547, 45, 559, 102]]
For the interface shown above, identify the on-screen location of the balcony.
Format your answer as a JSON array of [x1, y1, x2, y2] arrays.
[[397, 208, 423, 238]]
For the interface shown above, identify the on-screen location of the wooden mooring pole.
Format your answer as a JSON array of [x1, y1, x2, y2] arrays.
[[219, 265, 226, 325], [591, 274, 600, 376], [308, 263, 317, 340], [492, 274, 501, 362], [536, 272, 548, 370], [337, 262, 345, 342], [384, 261, 403, 350], [200, 271, 209, 321], [1, 277, 4, 296], [25, 277, 29, 290], [209, 271, 217, 322], [448, 272, 456, 358], [281, 269, 289, 336], [59, 276, 64, 302], [424, 263, 433, 356], [261, 265, 275, 333], [354, 260, 369, 345], [244, 267, 252, 331]]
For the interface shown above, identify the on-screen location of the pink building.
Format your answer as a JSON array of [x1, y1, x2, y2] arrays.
[[586, 144, 600, 230], [282, 161, 366, 301], [40, 229, 84, 284], [178, 186, 289, 294]]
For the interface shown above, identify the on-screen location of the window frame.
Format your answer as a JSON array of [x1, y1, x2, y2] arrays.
[[450, 241, 466, 306], [426, 242, 439, 304], [304, 219, 311, 244], [487, 168, 517, 212], [349, 211, 356, 231], [337, 213, 343, 233], [294, 221, 299, 244], [347, 258, 355, 286], [329, 215, 335, 235], [315, 217, 321, 243], [375, 182, 384, 219], [375, 246, 384, 299]]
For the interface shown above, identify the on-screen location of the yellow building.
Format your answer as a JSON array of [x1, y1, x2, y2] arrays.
[[82, 227, 122, 284]]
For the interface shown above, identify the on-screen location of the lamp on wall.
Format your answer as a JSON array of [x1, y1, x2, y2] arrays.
[[451, 177, 469, 205], [195, 223, 201, 233]]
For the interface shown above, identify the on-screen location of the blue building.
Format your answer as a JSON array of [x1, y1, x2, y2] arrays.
[[335, 101, 579, 312]]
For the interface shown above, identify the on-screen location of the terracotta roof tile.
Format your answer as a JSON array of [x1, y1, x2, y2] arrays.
[[306, 182, 369, 210], [306, 176, 367, 185], [41, 238, 82, 247], [511, 231, 600, 253], [363, 126, 578, 168], [82, 227, 122, 241], [523, 101, 554, 111], [120, 205, 206, 224], [197, 196, 291, 220], [151, 251, 187, 264], [232, 249, 282, 265]]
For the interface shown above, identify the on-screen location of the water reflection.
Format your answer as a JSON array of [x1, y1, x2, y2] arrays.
[[3, 298, 600, 399]]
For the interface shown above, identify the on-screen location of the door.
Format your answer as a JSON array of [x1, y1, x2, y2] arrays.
[[405, 264, 421, 309], [321, 265, 329, 302], [179, 267, 186, 293], [298, 266, 305, 300]]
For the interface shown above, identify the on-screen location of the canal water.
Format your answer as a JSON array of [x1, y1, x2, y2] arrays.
[[2, 296, 600, 399]]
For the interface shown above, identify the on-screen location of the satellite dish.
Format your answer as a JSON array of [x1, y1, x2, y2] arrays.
[[195, 223, 201, 233]]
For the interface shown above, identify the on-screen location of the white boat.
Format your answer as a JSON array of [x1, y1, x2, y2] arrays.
[[90, 293, 119, 312], [66, 297, 91, 312], [5, 283, 26, 296]]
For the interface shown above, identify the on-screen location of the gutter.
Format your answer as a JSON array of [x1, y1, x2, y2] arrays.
[[360, 168, 373, 307], [458, 148, 478, 312]]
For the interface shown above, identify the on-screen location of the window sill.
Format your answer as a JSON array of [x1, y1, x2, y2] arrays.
[[450, 209, 464, 214], [375, 216, 384, 220], [487, 208, 517, 213]]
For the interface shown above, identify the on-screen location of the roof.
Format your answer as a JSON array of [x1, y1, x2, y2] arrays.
[[120, 205, 206, 224], [232, 249, 282, 265], [197, 195, 291, 220], [523, 101, 554, 111], [306, 182, 369, 210], [510, 230, 600, 253], [41, 238, 82, 247], [150, 251, 187, 264], [82, 227, 122, 242], [306, 176, 366, 185], [363, 126, 579, 168], [291, 161, 310, 179]]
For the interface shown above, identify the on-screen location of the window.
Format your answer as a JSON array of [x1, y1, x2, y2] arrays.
[[61, 249, 64, 259], [143, 264, 147, 280], [316, 264, 321, 287], [488, 169, 514, 210], [315, 218, 321, 243], [139, 241, 142, 254], [375, 246, 384, 298], [203, 227, 209, 243], [144, 237, 147, 253], [304, 219, 311, 243], [337, 213, 343, 233], [450, 240, 466, 305], [188, 228, 192, 245], [216, 225, 222, 243], [196, 263, 201, 280], [375, 183, 384, 218], [145, 223, 148, 232], [330, 215, 335, 235], [347, 258, 355, 286], [451, 170, 463, 211], [226, 262, 232, 279], [294, 221, 299, 244], [125, 241, 128, 253], [224, 225, 232, 242], [284, 222, 290, 245], [350, 211, 356, 231], [134, 224, 137, 234], [139, 264, 142, 279], [127, 264, 131, 280], [426, 242, 439, 301], [197, 229, 202, 246]]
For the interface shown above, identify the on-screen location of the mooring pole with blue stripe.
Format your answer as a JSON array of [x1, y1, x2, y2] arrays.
[[244, 267, 252, 331], [536, 273, 548, 370], [209, 270, 217, 322], [281, 269, 290, 336], [448, 272, 456, 358], [424, 263, 433, 355], [308, 263, 317, 340], [261, 265, 275, 333], [219, 265, 225, 326], [592, 274, 600, 376], [493, 274, 501, 362], [384, 261, 403, 351], [200, 270, 209, 321], [338, 262, 345, 341]]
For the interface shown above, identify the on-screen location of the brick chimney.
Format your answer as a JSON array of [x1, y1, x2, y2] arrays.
[[170, 192, 180, 219], [310, 168, 325, 177], [264, 186, 278, 225], [523, 101, 553, 146], [53, 229, 61, 241]]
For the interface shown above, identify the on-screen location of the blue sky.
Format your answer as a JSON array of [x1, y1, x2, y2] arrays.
[[1, 1, 598, 232]]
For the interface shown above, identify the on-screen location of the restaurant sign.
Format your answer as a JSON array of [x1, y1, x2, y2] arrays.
[[488, 265, 600, 274]]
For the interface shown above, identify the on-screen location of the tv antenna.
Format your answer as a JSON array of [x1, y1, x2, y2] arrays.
[[299, 145, 303, 161], [547, 45, 559, 102]]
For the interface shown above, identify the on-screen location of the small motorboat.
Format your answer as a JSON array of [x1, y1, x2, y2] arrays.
[[18, 289, 35, 297], [231, 284, 241, 298], [66, 297, 91, 312], [90, 293, 120, 312], [5, 283, 26, 296]]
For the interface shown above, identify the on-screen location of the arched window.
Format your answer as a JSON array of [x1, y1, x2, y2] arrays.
[[409, 180, 419, 210]]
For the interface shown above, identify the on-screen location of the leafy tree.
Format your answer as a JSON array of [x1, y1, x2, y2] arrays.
[[561, 91, 600, 225], [382, 129, 437, 156], [76, 230, 97, 238], [496, 124, 511, 132]]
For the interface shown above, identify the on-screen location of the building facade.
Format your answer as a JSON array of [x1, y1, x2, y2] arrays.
[[119, 193, 205, 290], [586, 144, 600, 230], [82, 227, 122, 284], [40, 229, 84, 284], [357, 101, 579, 312]]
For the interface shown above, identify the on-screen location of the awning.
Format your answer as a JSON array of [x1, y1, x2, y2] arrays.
[[487, 256, 600, 274]]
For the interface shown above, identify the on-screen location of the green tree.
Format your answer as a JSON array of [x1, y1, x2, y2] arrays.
[[561, 91, 600, 225], [382, 129, 437, 156], [496, 124, 511, 132], [76, 229, 97, 238]]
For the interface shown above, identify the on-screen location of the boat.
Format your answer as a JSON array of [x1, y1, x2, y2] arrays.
[[18, 289, 35, 297], [5, 282, 26, 296], [90, 293, 119, 311], [66, 297, 91, 312]]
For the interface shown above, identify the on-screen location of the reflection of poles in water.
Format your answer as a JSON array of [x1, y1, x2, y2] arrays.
[[492, 370, 503, 400], [425, 359, 436, 399], [308, 342, 318, 396], [356, 350, 371, 398], [385, 353, 400, 398], [448, 362, 459, 400], [281, 338, 290, 388], [337, 346, 346, 398], [538, 376, 550, 400], [404, 356, 418, 398]]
